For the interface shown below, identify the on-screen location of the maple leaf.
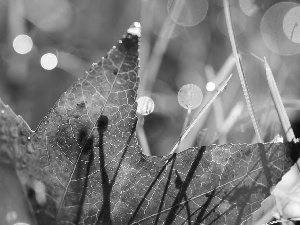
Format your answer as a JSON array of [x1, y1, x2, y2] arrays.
[[0, 22, 299, 225], [0, 102, 36, 225]]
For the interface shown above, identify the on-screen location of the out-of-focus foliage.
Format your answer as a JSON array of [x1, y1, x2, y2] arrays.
[[1, 0, 300, 156]]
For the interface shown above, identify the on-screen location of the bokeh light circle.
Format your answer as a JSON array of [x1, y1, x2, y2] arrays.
[[137, 96, 155, 116], [261, 2, 300, 55], [283, 6, 300, 44], [13, 34, 33, 54], [167, 0, 209, 27], [206, 82, 215, 92], [178, 84, 203, 110], [40, 53, 58, 70]]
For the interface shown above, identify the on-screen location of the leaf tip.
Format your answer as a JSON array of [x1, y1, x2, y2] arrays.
[[127, 22, 141, 37], [118, 22, 141, 54]]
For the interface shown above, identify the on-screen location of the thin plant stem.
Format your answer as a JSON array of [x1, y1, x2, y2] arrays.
[[182, 109, 191, 133], [213, 54, 235, 86], [139, 0, 154, 80], [170, 74, 232, 154], [139, 0, 184, 96], [137, 0, 154, 155], [219, 102, 244, 143], [178, 108, 192, 152], [264, 57, 296, 142], [137, 124, 151, 156], [223, 0, 262, 143]]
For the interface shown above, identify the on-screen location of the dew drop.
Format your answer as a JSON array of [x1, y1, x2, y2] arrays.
[[119, 40, 122, 44], [206, 82, 215, 92], [127, 22, 141, 37], [137, 96, 155, 116], [273, 134, 283, 143], [91, 63, 98, 69], [1, 110, 4, 114], [177, 84, 203, 110]]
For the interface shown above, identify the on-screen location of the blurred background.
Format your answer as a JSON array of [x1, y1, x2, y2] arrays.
[[1, 0, 300, 155]]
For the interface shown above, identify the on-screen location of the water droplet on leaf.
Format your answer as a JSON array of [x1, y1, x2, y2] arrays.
[[127, 22, 141, 37], [137, 96, 155, 116], [177, 84, 203, 110]]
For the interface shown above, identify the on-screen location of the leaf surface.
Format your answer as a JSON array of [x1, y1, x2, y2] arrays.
[[0, 100, 36, 225], [0, 23, 299, 225]]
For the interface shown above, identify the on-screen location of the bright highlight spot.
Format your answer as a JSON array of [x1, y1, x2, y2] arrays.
[[178, 84, 203, 110], [13, 34, 33, 54], [40, 53, 58, 70], [206, 82, 216, 92], [137, 96, 155, 116], [274, 135, 284, 143], [127, 22, 141, 37]]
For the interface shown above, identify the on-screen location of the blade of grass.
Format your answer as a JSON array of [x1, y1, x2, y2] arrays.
[[264, 57, 296, 142], [170, 74, 232, 154], [223, 0, 262, 143], [178, 53, 236, 150], [181, 109, 191, 133], [213, 53, 236, 87], [137, 124, 151, 156]]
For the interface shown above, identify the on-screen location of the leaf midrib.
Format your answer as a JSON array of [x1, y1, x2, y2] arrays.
[[56, 50, 127, 220]]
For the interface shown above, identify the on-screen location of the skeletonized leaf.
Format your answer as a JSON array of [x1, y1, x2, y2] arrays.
[[0, 100, 36, 225], [30, 22, 142, 224], [0, 23, 299, 225]]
